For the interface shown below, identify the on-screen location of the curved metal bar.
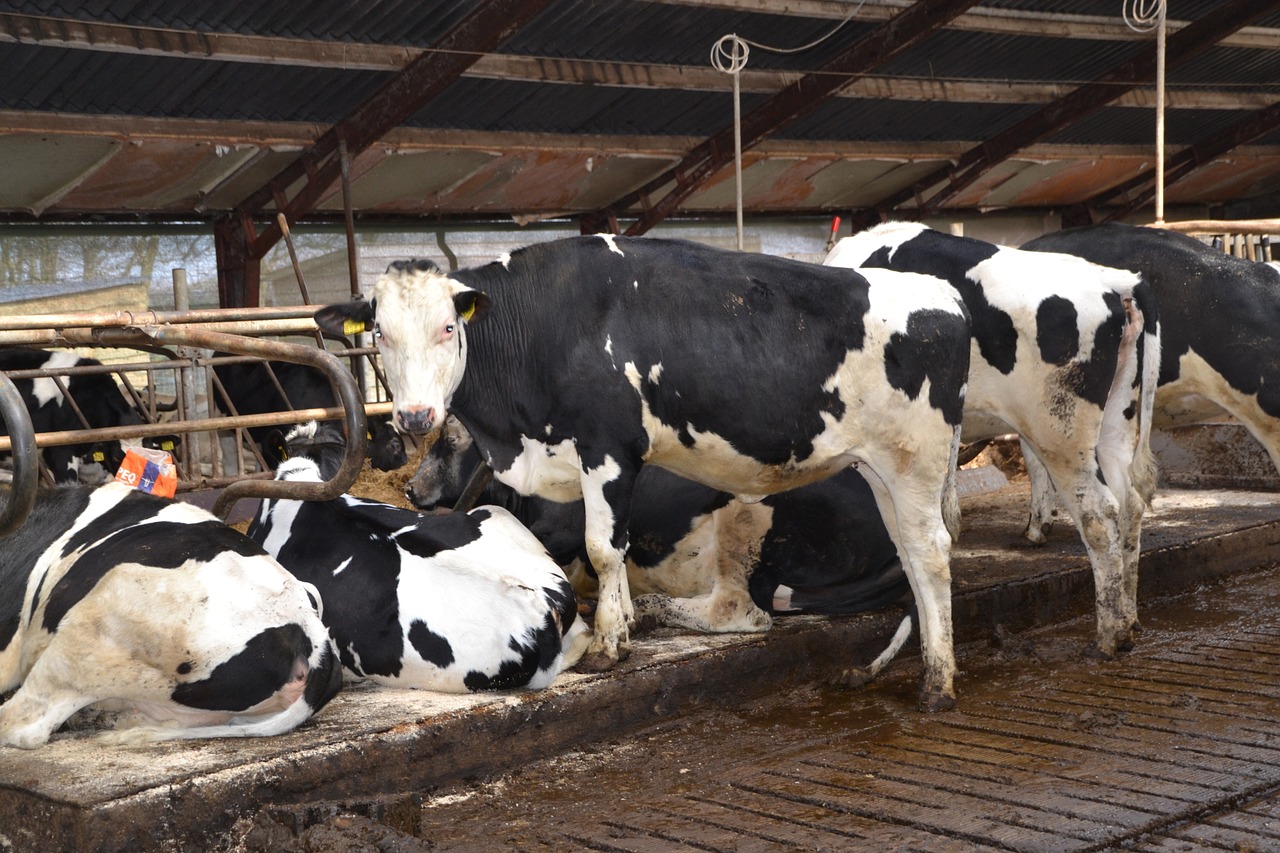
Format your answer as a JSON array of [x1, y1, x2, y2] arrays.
[[0, 372, 38, 535], [452, 460, 495, 513], [54, 325, 368, 520]]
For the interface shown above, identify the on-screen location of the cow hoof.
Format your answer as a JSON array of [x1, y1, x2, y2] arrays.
[[1021, 524, 1050, 546], [917, 688, 956, 713], [1083, 641, 1116, 660], [575, 644, 631, 672], [832, 666, 873, 690]]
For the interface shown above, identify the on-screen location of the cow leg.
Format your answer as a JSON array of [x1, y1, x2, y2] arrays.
[[632, 499, 773, 633], [856, 454, 956, 712], [1022, 439, 1060, 545], [1033, 448, 1135, 658], [576, 463, 636, 672], [0, 650, 91, 748]]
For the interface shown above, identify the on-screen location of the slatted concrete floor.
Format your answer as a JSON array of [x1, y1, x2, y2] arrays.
[[412, 566, 1280, 852]]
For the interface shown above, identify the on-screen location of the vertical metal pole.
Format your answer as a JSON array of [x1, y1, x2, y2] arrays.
[[732, 65, 744, 251], [338, 134, 369, 399], [1153, 7, 1167, 223], [172, 267, 205, 474]]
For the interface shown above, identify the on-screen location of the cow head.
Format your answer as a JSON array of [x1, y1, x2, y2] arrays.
[[405, 414, 476, 510], [315, 259, 490, 435]]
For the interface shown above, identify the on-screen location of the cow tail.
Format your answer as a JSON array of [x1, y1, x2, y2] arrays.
[[1132, 287, 1161, 510]]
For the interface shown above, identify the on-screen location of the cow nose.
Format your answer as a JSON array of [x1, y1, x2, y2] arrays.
[[396, 407, 434, 434]]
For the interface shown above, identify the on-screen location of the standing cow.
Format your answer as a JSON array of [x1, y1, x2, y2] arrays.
[[0, 482, 341, 748], [248, 421, 588, 693], [1021, 222, 1280, 534], [407, 414, 911, 630], [0, 348, 144, 482], [316, 235, 971, 710], [825, 222, 1158, 661]]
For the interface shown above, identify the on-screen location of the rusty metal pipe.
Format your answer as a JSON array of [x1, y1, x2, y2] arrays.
[[452, 461, 494, 513], [0, 372, 37, 535]]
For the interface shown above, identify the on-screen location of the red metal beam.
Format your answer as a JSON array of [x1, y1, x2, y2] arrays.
[[1095, 100, 1280, 222], [851, 0, 1280, 227], [215, 0, 555, 306], [597, 0, 984, 237]]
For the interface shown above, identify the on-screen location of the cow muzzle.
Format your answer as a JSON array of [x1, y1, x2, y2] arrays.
[[396, 406, 437, 435]]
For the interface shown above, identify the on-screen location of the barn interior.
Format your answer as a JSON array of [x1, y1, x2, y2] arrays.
[[3, 1, 1280, 849]]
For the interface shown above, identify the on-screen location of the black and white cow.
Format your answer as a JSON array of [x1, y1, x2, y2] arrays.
[[212, 356, 407, 472], [0, 348, 144, 483], [247, 422, 588, 693], [0, 482, 341, 748], [315, 235, 971, 710], [407, 415, 911, 631], [1021, 222, 1280, 531], [825, 222, 1159, 661]]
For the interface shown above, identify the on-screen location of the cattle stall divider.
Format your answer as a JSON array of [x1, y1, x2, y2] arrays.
[[0, 306, 388, 521], [0, 371, 37, 532]]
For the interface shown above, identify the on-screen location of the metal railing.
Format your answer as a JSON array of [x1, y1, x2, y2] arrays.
[[0, 307, 385, 521]]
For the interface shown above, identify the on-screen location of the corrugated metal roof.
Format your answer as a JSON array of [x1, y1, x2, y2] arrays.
[[0, 0, 1277, 226]]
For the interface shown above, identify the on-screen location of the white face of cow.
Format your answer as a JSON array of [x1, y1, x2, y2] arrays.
[[372, 265, 476, 435]]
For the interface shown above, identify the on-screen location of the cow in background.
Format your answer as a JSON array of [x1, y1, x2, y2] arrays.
[[212, 355, 407, 472], [407, 415, 911, 631], [1021, 222, 1280, 535], [825, 221, 1158, 662], [248, 422, 588, 693], [0, 348, 144, 483], [316, 236, 970, 710], [0, 482, 341, 748]]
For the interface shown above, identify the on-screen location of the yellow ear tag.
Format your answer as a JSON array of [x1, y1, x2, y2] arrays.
[[460, 304, 475, 322], [343, 318, 367, 335], [366, 432, 373, 441], [92, 451, 104, 462], [161, 441, 174, 451], [281, 449, 289, 461]]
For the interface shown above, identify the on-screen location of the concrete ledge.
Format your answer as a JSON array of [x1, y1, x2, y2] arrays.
[[3, 485, 1280, 851]]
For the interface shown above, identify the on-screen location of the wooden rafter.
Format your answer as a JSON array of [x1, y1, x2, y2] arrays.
[[853, 0, 1280, 227], [213, 0, 555, 307], [599, 0, 983, 237]]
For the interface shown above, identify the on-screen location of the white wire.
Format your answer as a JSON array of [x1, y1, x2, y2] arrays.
[[1123, 0, 1166, 33]]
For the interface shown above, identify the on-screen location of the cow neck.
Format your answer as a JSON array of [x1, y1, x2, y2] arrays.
[[450, 263, 548, 446]]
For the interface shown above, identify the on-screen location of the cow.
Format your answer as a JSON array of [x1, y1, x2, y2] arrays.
[[824, 221, 1159, 662], [0, 481, 342, 748], [247, 421, 589, 693], [407, 415, 912, 630], [314, 235, 971, 710], [0, 348, 145, 483], [212, 355, 407, 472], [1021, 222, 1280, 535]]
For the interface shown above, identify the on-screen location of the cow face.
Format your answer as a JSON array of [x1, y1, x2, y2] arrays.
[[315, 260, 489, 435]]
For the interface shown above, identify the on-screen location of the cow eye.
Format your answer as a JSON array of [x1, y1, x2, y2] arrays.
[[445, 323, 455, 335], [372, 323, 383, 340]]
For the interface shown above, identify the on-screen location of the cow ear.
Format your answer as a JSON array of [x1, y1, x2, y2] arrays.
[[265, 429, 288, 463], [314, 300, 374, 337], [454, 290, 490, 324]]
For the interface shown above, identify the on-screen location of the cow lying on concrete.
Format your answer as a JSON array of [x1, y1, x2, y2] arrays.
[[247, 422, 588, 692], [0, 482, 341, 748], [408, 415, 911, 632], [1021, 222, 1280, 535], [212, 355, 407, 472], [825, 222, 1158, 661], [0, 348, 144, 483], [315, 236, 970, 710]]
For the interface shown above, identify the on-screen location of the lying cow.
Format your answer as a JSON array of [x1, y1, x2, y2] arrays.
[[408, 415, 911, 631], [247, 422, 588, 692], [0, 348, 144, 483], [825, 222, 1158, 661], [212, 355, 407, 472], [0, 482, 341, 748], [316, 236, 971, 710], [1021, 222, 1280, 535]]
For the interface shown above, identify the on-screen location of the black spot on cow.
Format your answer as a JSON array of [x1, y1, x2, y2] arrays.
[[863, 232, 1016, 374], [176, 661, 193, 675], [171, 623, 313, 712], [1036, 296, 1080, 365], [46, 517, 265, 633], [463, 632, 544, 692], [407, 619, 454, 669], [1, 486, 93, 646], [393, 507, 485, 560], [882, 309, 971, 427]]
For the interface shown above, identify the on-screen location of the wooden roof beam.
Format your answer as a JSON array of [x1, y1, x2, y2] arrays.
[[855, 0, 1280, 227], [1089, 100, 1280, 223], [604, 0, 984, 237]]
